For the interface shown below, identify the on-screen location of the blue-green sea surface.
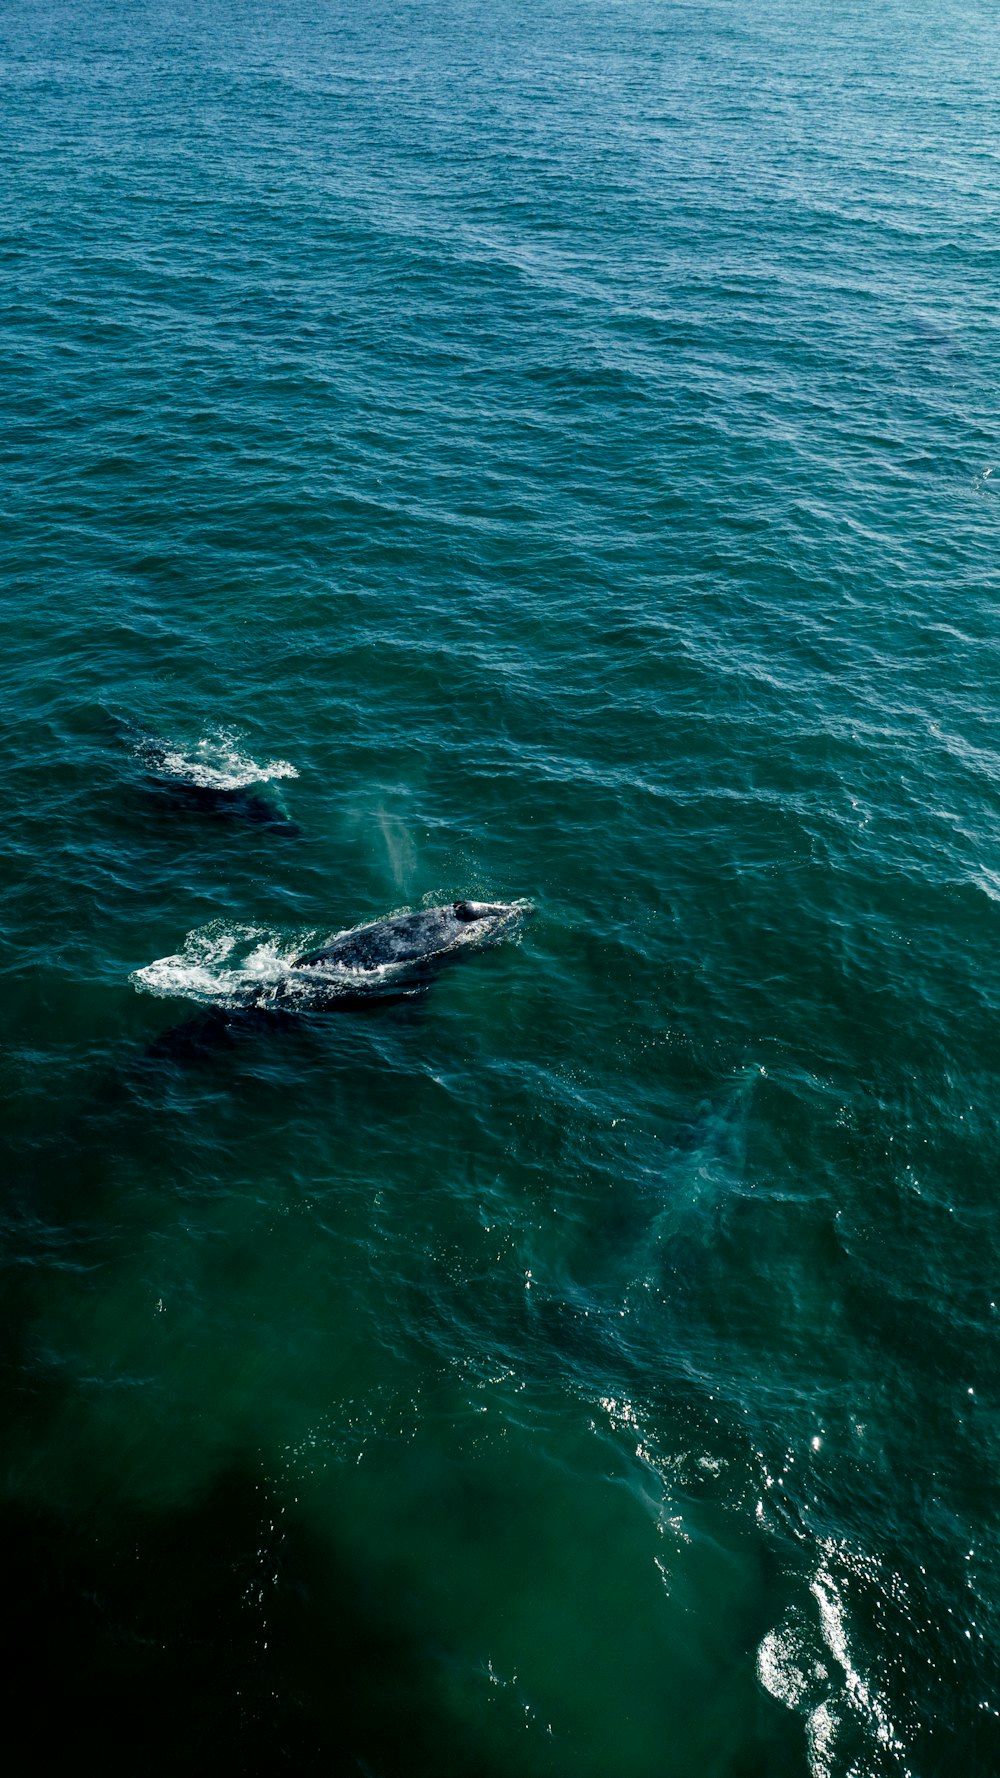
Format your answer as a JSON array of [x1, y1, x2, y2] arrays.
[[2, 1, 999, 1773]]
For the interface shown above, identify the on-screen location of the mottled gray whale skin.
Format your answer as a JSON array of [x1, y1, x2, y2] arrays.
[[294, 900, 529, 981]]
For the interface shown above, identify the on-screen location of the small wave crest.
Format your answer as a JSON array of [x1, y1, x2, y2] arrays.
[[135, 726, 299, 790], [756, 1546, 911, 1778]]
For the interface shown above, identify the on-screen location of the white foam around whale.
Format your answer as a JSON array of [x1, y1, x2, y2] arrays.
[[130, 924, 301, 1010], [129, 922, 406, 1011], [135, 726, 299, 790]]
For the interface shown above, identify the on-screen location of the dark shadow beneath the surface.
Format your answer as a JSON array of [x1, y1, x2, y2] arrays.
[[141, 993, 423, 1066], [0, 1466, 506, 1778], [142, 778, 303, 836]]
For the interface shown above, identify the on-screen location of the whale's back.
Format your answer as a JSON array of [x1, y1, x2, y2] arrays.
[[295, 908, 459, 972]]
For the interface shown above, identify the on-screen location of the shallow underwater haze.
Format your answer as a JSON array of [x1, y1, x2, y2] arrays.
[[2, 1, 999, 1773]]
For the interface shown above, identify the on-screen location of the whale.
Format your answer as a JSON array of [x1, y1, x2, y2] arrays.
[[290, 899, 531, 999], [130, 728, 302, 834], [131, 901, 533, 1052]]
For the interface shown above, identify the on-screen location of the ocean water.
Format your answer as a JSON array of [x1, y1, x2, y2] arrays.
[[2, 0, 998, 1772]]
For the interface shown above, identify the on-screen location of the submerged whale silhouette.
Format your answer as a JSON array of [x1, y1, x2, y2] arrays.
[[144, 776, 302, 834]]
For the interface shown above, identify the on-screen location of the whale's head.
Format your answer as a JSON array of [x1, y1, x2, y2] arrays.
[[453, 900, 495, 922], [450, 899, 533, 942]]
